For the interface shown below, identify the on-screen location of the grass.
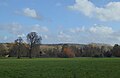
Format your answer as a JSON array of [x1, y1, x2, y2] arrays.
[[0, 58, 120, 78]]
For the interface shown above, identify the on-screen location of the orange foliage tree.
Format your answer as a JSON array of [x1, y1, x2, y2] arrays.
[[62, 44, 75, 58]]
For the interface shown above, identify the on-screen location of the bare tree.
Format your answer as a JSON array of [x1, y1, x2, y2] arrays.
[[15, 37, 23, 59], [27, 32, 42, 58]]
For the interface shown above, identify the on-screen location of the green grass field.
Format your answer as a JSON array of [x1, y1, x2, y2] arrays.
[[0, 58, 120, 78]]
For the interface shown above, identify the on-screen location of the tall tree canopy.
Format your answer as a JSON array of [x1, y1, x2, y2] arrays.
[[27, 32, 42, 58], [15, 37, 23, 58]]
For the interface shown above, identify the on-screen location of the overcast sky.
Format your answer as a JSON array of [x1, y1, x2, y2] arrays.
[[0, 0, 120, 45]]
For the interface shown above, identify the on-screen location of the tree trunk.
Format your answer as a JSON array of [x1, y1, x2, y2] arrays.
[[29, 45, 32, 58], [17, 44, 20, 59], [17, 51, 20, 59]]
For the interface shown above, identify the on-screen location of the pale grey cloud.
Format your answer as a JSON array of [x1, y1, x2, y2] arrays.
[[68, 0, 120, 21], [43, 35, 48, 39], [0, 22, 22, 35], [57, 31, 72, 42], [69, 26, 85, 33], [0, 22, 120, 45], [31, 24, 49, 32], [89, 25, 113, 35], [54, 24, 120, 45], [16, 8, 41, 20], [23, 8, 41, 19], [0, 23, 50, 42]]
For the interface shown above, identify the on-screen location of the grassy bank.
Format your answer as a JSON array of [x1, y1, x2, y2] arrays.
[[0, 58, 119, 78]]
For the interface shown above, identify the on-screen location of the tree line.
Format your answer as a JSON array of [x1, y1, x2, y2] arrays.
[[0, 32, 42, 58], [0, 32, 120, 58]]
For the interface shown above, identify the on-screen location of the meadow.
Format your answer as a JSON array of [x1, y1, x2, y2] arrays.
[[0, 58, 120, 78]]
